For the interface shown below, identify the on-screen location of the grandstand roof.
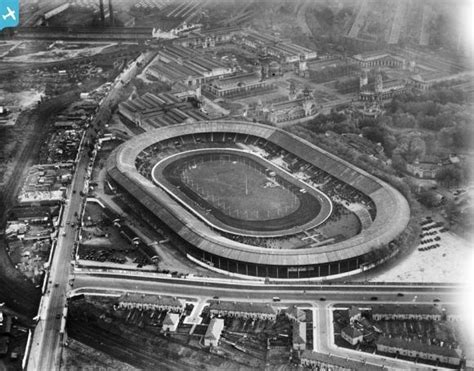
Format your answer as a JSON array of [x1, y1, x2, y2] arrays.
[[107, 121, 410, 267]]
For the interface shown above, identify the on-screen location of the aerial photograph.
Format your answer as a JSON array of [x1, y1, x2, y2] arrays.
[[0, 0, 473, 370]]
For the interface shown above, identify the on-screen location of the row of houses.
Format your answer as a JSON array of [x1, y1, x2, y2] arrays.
[[300, 350, 385, 371], [117, 293, 183, 313], [376, 336, 462, 366], [347, 304, 445, 323], [208, 301, 278, 320]]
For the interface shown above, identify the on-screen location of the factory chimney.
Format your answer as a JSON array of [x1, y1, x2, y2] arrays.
[[108, 0, 114, 26], [99, 0, 105, 25]]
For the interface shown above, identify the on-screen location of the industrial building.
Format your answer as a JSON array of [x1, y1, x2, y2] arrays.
[[118, 92, 208, 130], [147, 45, 233, 86], [239, 31, 317, 63]]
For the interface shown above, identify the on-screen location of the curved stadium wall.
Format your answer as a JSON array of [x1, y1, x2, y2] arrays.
[[106, 120, 410, 279]]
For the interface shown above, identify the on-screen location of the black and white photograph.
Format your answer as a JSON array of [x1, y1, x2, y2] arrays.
[[0, 0, 473, 369]]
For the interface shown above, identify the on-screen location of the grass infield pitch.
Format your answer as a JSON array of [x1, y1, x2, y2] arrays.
[[158, 150, 328, 234]]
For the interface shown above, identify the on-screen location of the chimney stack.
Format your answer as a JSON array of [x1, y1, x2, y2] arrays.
[[99, 0, 105, 25], [108, 0, 114, 26]]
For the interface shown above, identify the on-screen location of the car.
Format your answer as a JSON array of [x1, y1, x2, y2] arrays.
[[272, 297, 281, 302], [213, 296, 219, 300], [55, 314, 61, 319], [433, 298, 440, 302], [397, 293, 404, 297], [370, 296, 378, 301], [319, 297, 326, 301]]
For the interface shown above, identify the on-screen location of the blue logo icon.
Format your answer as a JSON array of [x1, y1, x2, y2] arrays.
[[0, 0, 19, 31]]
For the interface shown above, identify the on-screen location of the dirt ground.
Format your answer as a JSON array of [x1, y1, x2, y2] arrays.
[[367, 231, 472, 283], [61, 338, 138, 371]]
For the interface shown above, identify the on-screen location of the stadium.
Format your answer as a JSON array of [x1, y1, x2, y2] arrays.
[[107, 121, 410, 280]]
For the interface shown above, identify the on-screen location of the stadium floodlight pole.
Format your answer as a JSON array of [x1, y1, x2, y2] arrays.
[[245, 173, 248, 196]]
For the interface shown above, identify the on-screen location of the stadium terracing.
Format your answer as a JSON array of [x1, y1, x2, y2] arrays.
[[107, 121, 410, 280]]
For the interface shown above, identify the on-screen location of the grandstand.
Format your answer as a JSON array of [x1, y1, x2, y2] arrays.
[[107, 121, 410, 280]]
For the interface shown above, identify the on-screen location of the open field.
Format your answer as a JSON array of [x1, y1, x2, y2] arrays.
[[159, 149, 328, 235], [178, 154, 300, 221]]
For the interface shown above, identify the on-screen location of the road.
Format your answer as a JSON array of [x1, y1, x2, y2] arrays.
[[70, 274, 462, 370], [26, 52, 147, 371], [72, 273, 461, 302]]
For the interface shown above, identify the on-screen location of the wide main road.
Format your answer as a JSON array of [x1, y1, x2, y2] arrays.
[[27, 135, 90, 371], [26, 51, 149, 371], [73, 273, 463, 304]]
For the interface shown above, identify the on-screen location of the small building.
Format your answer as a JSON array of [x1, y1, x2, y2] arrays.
[[0, 313, 12, 335], [208, 301, 277, 320], [117, 293, 183, 313], [203, 72, 274, 98], [0, 106, 9, 116], [348, 305, 361, 324], [375, 336, 462, 366], [292, 321, 307, 351], [341, 326, 363, 346], [286, 305, 305, 322], [162, 312, 180, 332], [204, 318, 224, 347]]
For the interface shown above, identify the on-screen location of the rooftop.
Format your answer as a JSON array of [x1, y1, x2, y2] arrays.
[[301, 350, 384, 370], [163, 312, 180, 326], [205, 318, 224, 341], [341, 325, 363, 338], [292, 321, 306, 344], [348, 305, 361, 318], [210, 72, 261, 89], [286, 305, 305, 321]]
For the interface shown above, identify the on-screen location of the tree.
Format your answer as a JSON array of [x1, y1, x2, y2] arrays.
[[418, 191, 443, 208], [436, 166, 464, 188]]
